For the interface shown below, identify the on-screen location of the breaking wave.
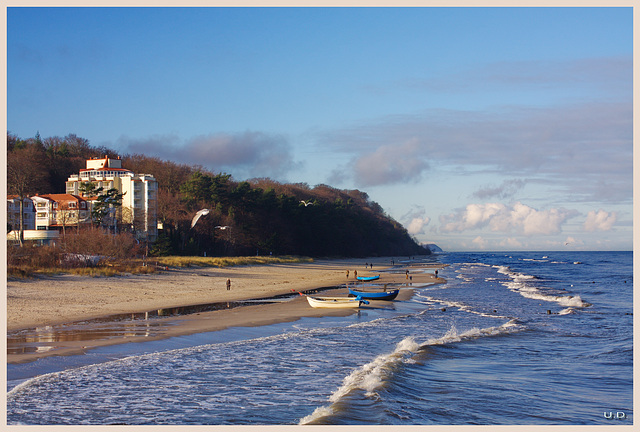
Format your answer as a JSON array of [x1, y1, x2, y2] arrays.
[[494, 265, 591, 308], [299, 320, 523, 425]]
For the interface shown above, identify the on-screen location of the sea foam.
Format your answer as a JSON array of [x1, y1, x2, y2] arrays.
[[299, 321, 523, 425]]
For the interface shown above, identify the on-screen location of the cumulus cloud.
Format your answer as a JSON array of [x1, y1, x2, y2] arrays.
[[407, 217, 431, 235], [472, 236, 488, 249], [401, 206, 431, 235], [499, 237, 523, 249], [584, 209, 617, 231], [439, 202, 578, 236], [117, 131, 300, 180]]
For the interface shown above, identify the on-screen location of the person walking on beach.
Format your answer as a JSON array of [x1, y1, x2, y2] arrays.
[[226, 278, 231, 290], [354, 270, 358, 279], [406, 270, 409, 280], [346, 270, 349, 278]]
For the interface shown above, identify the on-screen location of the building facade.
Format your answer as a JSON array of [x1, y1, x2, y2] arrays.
[[66, 156, 158, 242], [7, 195, 36, 232], [31, 194, 91, 232]]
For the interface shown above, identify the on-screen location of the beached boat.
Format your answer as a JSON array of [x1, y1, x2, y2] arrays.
[[348, 287, 399, 301], [356, 275, 380, 281], [306, 295, 368, 308]]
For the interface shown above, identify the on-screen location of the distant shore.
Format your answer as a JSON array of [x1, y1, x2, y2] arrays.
[[7, 257, 446, 364]]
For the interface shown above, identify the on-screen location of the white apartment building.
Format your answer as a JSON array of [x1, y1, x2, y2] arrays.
[[31, 194, 91, 231], [66, 156, 158, 243], [7, 195, 36, 231]]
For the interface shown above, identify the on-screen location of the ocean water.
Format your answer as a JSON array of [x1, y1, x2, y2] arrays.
[[6, 251, 633, 425]]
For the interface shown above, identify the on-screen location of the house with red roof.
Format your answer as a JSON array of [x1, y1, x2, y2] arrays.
[[66, 155, 158, 242]]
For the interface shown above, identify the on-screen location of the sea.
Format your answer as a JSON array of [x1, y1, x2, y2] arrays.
[[6, 251, 633, 425]]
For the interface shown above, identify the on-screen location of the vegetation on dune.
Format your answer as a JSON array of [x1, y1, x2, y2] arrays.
[[152, 255, 313, 268], [7, 131, 429, 273]]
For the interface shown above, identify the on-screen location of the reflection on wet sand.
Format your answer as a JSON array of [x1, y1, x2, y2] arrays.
[[7, 290, 322, 356]]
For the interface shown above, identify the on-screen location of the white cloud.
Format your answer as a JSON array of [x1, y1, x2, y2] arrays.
[[407, 217, 431, 235], [472, 236, 488, 249], [584, 209, 617, 231], [439, 202, 577, 236], [499, 237, 523, 248], [402, 206, 431, 236]]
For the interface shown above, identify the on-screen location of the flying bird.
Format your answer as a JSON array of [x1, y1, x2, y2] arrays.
[[215, 225, 230, 230], [191, 209, 211, 228], [300, 200, 314, 207]]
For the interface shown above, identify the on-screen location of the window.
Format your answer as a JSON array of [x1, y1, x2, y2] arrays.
[[53, 202, 58, 209], [69, 202, 77, 209], [80, 202, 86, 209]]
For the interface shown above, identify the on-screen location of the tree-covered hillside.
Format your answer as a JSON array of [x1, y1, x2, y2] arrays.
[[7, 132, 428, 258]]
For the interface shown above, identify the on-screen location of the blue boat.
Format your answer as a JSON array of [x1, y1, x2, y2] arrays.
[[348, 287, 399, 301], [356, 275, 380, 281]]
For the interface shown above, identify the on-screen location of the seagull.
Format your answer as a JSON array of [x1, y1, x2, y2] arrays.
[[191, 209, 211, 228], [300, 200, 314, 207], [215, 225, 230, 230]]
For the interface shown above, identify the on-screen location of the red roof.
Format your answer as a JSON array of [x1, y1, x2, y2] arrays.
[[79, 167, 132, 172], [35, 194, 88, 203]]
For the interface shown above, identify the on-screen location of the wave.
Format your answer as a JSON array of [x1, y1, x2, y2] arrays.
[[494, 265, 591, 308], [299, 321, 523, 425], [558, 308, 576, 315], [413, 293, 511, 320]]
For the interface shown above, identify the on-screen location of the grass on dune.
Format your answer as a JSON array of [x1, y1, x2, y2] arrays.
[[152, 255, 313, 268], [8, 255, 313, 278]]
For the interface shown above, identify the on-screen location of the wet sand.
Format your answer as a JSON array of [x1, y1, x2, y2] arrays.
[[7, 258, 446, 364]]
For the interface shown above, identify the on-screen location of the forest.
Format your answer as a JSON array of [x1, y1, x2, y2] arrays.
[[7, 132, 429, 258]]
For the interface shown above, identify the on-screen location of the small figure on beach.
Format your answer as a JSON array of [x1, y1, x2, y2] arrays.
[[346, 270, 349, 278], [226, 278, 231, 291], [435, 270, 438, 278], [406, 270, 409, 280], [354, 270, 358, 279], [370, 263, 373, 269]]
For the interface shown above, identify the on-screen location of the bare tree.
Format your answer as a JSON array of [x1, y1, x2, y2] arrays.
[[7, 145, 48, 246]]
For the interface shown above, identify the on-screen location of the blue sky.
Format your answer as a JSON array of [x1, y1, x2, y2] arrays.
[[7, 6, 633, 251]]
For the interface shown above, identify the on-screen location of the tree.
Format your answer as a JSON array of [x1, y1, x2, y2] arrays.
[[92, 188, 125, 230], [55, 201, 74, 239], [7, 145, 49, 246], [78, 181, 101, 198]]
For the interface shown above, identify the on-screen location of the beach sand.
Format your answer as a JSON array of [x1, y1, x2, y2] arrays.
[[7, 258, 446, 364]]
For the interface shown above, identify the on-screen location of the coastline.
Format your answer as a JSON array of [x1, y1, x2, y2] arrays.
[[7, 257, 446, 365]]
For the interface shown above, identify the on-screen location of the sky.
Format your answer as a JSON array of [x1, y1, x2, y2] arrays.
[[6, 5, 634, 252]]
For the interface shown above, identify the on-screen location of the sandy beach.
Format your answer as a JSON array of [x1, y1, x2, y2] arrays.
[[7, 257, 446, 364]]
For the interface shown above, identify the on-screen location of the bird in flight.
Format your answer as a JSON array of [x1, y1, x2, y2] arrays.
[[215, 225, 230, 230], [191, 209, 211, 228], [300, 200, 314, 207]]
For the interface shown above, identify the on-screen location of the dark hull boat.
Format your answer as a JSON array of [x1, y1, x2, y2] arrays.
[[348, 287, 399, 301]]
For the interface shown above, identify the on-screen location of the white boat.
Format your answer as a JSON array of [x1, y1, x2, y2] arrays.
[[306, 295, 367, 308]]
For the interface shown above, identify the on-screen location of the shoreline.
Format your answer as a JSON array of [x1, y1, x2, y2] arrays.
[[7, 257, 446, 365]]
